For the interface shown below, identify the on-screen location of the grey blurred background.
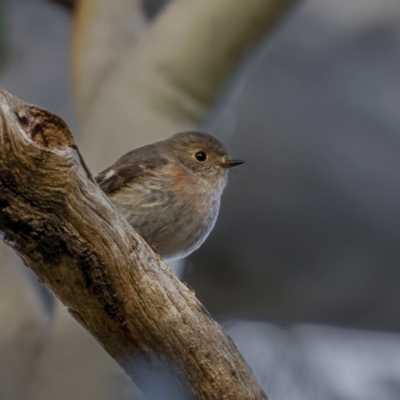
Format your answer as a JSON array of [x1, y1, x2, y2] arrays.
[[193, 0, 400, 331], [2, 0, 400, 399]]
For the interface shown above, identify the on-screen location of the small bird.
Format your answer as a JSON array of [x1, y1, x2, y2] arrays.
[[95, 131, 244, 261]]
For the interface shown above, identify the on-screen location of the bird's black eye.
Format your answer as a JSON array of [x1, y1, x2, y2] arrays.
[[194, 151, 207, 162]]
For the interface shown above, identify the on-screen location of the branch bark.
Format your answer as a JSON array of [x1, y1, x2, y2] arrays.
[[0, 87, 267, 399]]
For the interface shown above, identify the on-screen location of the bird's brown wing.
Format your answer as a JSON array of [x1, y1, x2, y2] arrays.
[[95, 150, 171, 195], [95, 163, 154, 194]]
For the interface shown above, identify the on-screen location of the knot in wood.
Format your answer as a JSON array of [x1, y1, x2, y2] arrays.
[[13, 104, 75, 148]]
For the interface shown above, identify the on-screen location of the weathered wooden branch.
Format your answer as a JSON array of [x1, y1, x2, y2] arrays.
[[0, 87, 268, 399]]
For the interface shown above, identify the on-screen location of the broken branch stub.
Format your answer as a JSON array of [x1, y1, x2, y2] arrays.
[[0, 88, 268, 399]]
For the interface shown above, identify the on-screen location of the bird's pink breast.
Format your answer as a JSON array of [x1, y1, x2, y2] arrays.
[[169, 165, 210, 212]]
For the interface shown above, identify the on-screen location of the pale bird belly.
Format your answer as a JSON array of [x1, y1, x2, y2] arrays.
[[157, 168, 220, 260], [112, 166, 222, 261], [158, 200, 219, 261]]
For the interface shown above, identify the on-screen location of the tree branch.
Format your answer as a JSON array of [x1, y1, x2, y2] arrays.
[[0, 87, 268, 399]]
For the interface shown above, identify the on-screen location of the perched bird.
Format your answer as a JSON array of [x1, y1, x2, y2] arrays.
[[95, 131, 244, 261]]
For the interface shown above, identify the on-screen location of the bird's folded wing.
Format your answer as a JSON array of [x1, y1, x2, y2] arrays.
[[95, 163, 155, 194]]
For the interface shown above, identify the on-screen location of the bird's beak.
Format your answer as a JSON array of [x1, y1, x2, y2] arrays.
[[219, 159, 245, 169]]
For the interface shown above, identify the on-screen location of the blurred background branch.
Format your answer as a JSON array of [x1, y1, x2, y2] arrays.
[[72, 0, 296, 171]]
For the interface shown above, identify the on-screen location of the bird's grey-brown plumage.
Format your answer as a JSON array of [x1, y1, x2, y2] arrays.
[[96, 132, 244, 261]]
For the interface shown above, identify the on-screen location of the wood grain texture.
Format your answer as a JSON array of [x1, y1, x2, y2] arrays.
[[0, 87, 268, 399]]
